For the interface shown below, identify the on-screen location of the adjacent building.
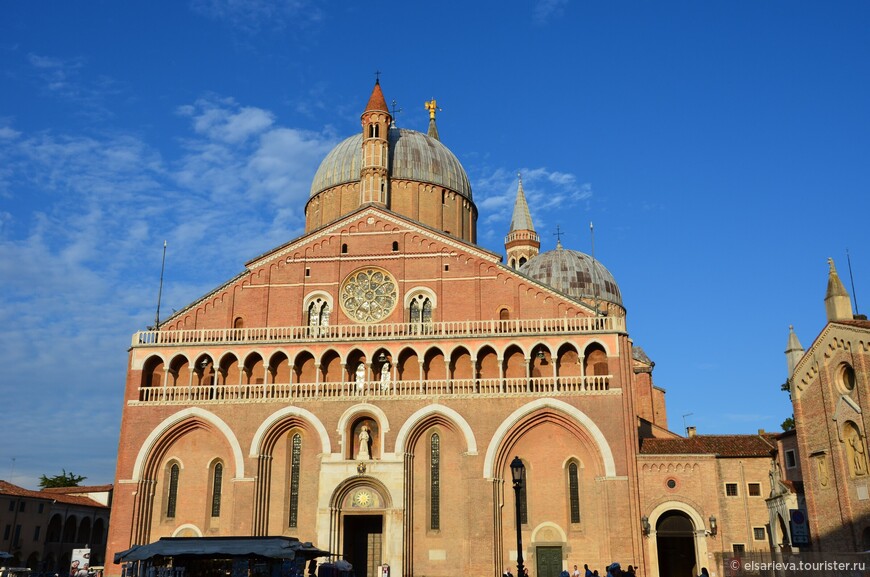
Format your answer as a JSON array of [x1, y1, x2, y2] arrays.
[[0, 481, 111, 574]]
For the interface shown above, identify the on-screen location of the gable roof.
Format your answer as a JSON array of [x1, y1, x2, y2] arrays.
[[639, 434, 776, 457], [0, 480, 109, 508]]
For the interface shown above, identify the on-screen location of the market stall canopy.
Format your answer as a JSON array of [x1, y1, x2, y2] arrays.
[[114, 537, 330, 564]]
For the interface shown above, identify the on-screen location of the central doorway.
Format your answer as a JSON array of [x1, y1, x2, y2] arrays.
[[655, 511, 697, 577], [536, 546, 562, 577], [343, 515, 383, 577]]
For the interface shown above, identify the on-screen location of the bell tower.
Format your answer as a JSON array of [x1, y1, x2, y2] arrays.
[[504, 173, 540, 268], [360, 79, 392, 206]]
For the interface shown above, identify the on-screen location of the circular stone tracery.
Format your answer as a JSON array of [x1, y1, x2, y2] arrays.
[[340, 268, 397, 323]]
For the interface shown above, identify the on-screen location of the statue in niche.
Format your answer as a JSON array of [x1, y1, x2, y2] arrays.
[[355, 362, 366, 390], [846, 424, 867, 477], [817, 456, 829, 487], [357, 425, 371, 460]]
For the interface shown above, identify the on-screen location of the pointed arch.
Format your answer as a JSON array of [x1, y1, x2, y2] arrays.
[[482, 398, 616, 478], [395, 404, 477, 454], [249, 406, 331, 456], [131, 408, 245, 481]]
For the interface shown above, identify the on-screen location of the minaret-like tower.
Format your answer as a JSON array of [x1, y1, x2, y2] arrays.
[[784, 325, 804, 380], [360, 80, 392, 206], [504, 173, 540, 268], [825, 257, 854, 322]]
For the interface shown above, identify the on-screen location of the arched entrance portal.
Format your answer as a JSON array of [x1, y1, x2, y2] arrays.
[[334, 483, 390, 577], [343, 514, 383, 577], [656, 511, 697, 577]]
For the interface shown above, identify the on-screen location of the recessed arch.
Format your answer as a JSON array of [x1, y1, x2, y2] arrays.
[[483, 398, 616, 478], [131, 408, 245, 481], [394, 404, 478, 455], [172, 524, 203, 537], [250, 406, 331, 456]]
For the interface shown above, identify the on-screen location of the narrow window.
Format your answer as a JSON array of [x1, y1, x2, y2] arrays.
[[753, 527, 766, 540], [167, 464, 179, 518], [785, 450, 796, 469], [568, 462, 580, 523], [3, 525, 9, 540], [444, 264, 449, 271], [410, 298, 421, 329], [211, 463, 223, 517], [289, 433, 302, 528], [430, 433, 440, 530], [305, 268, 310, 277], [392, 241, 399, 252], [38, 503, 44, 514], [342, 244, 348, 254], [18, 502, 24, 512], [519, 470, 528, 525], [33, 526, 41, 541]]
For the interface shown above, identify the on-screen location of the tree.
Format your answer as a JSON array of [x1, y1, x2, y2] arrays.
[[781, 415, 795, 432], [39, 469, 86, 488]]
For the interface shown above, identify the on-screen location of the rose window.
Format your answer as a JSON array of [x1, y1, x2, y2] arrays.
[[340, 268, 397, 323]]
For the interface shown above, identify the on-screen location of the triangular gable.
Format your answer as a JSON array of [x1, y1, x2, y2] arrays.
[[791, 322, 870, 399]]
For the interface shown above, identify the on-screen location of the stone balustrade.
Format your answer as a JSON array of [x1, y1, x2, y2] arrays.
[[133, 316, 625, 347], [134, 375, 613, 404]]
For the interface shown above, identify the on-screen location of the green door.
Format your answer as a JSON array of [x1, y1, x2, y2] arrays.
[[535, 546, 562, 577]]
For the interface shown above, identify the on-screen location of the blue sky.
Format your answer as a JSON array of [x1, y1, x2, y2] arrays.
[[1, 1, 868, 489]]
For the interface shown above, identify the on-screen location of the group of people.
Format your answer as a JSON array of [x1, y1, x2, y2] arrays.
[[570, 562, 636, 577]]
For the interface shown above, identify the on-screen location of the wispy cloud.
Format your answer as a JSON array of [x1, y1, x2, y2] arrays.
[[190, 0, 323, 33], [0, 94, 337, 487], [473, 166, 593, 244], [26, 53, 122, 120], [533, 0, 569, 25]]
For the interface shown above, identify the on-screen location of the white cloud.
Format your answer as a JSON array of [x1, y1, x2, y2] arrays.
[[533, 0, 569, 25], [190, 0, 323, 32]]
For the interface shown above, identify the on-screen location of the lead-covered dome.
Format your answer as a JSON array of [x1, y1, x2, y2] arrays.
[[310, 128, 472, 200], [520, 246, 622, 307]]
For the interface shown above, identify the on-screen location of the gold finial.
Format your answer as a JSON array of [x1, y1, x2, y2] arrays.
[[828, 257, 836, 273], [425, 98, 440, 120]]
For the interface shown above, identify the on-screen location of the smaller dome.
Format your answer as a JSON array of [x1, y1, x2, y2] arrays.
[[520, 246, 622, 307]]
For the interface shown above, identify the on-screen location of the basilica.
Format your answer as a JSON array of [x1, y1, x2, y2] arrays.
[[105, 82, 818, 577]]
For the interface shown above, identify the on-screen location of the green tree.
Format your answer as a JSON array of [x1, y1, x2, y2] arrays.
[[39, 469, 86, 488], [781, 415, 795, 431]]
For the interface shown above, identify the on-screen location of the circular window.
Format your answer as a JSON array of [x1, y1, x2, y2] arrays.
[[340, 268, 398, 323], [840, 363, 857, 392], [666, 478, 678, 490]]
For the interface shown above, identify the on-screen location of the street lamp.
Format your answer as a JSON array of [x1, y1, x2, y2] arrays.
[[510, 456, 526, 577]]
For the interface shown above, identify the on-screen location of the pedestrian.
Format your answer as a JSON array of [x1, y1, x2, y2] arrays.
[[698, 569, 710, 577], [572, 565, 581, 577], [584, 565, 593, 577]]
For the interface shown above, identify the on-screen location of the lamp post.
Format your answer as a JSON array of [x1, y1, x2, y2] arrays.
[[510, 456, 526, 577]]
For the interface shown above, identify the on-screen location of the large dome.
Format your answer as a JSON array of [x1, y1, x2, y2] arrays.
[[520, 246, 622, 307], [310, 128, 472, 199]]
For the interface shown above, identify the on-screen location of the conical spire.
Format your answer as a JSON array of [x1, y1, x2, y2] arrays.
[[825, 257, 854, 321], [509, 174, 535, 233], [504, 173, 540, 269], [365, 80, 389, 114], [785, 325, 804, 379]]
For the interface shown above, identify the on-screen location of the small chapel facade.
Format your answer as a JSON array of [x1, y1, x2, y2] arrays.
[[105, 82, 805, 577]]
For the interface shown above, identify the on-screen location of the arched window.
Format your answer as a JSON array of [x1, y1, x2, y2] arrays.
[[519, 466, 528, 525], [167, 463, 180, 518], [518, 257, 527, 267], [392, 241, 399, 252], [430, 432, 440, 530], [289, 433, 302, 528], [568, 462, 580, 523], [308, 298, 331, 333], [211, 463, 223, 517], [409, 296, 433, 333]]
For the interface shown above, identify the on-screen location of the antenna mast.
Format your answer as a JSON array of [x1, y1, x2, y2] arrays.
[[155, 240, 167, 330], [847, 249, 860, 315]]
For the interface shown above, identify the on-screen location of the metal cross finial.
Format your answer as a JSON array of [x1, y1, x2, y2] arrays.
[[553, 225, 563, 246], [375, 70, 381, 83], [390, 99, 403, 117]]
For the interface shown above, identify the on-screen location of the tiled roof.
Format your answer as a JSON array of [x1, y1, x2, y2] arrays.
[[41, 484, 113, 494], [833, 319, 870, 329], [640, 434, 776, 457], [0, 480, 109, 508]]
